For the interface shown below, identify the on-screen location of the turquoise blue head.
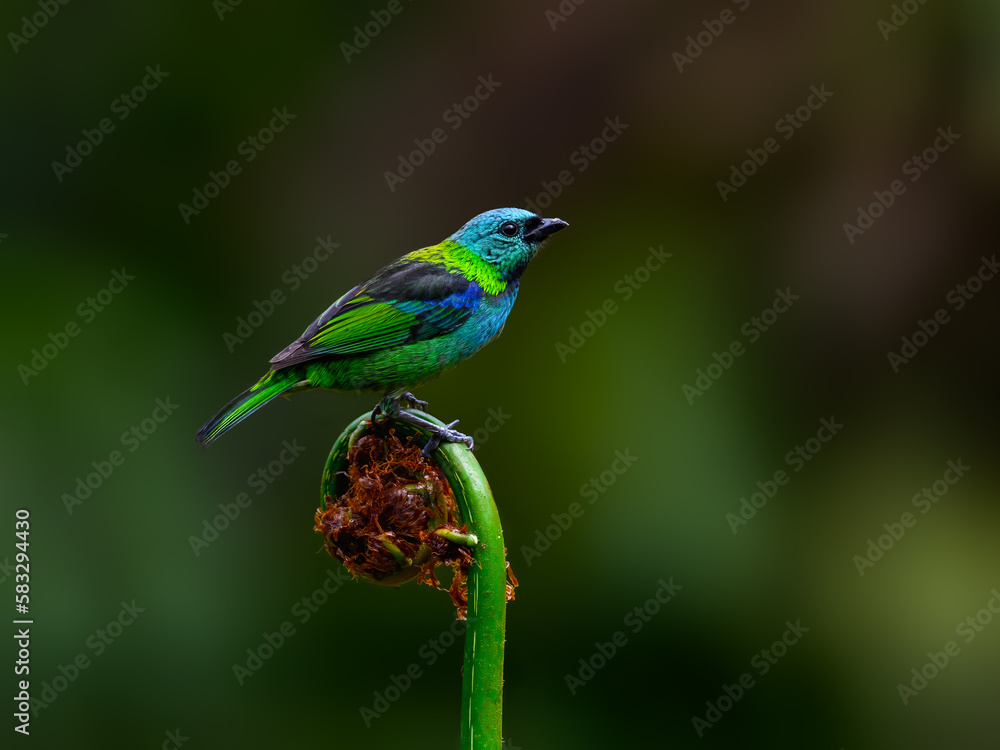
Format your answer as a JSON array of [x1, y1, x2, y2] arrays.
[[449, 207, 568, 279]]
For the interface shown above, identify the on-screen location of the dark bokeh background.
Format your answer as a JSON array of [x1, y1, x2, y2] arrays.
[[3, 1, 999, 747]]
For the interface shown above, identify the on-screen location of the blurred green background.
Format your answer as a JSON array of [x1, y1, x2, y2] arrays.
[[3, 1, 1000, 747]]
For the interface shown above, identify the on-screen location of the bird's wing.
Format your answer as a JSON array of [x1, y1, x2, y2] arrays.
[[269, 256, 483, 369]]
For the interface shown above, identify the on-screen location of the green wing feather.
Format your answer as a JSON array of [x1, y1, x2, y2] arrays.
[[312, 301, 413, 353], [269, 251, 485, 369]]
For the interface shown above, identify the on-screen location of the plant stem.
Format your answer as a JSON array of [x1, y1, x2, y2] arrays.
[[433, 432, 507, 750], [320, 412, 508, 748]]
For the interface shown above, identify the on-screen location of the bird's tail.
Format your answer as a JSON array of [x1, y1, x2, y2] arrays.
[[196, 369, 303, 448]]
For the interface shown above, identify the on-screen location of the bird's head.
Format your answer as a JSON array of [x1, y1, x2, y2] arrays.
[[449, 207, 568, 280]]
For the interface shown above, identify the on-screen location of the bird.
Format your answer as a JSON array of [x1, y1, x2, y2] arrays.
[[195, 207, 568, 455]]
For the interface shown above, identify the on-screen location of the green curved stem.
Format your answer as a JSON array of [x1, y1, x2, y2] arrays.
[[321, 412, 507, 748], [431, 426, 506, 750]]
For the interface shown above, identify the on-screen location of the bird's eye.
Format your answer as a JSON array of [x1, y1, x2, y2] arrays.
[[500, 222, 519, 237]]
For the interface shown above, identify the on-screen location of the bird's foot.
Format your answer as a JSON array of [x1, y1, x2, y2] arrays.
[[417, 419, 475, 458], [374, 395, 472, 456], [400, 392, 429, 411]]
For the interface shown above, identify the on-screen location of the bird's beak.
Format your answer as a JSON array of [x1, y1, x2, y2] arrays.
[[524, 217, 568, 243]]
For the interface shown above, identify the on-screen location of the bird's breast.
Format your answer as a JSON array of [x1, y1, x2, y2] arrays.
[[458, 283, 518, 351]]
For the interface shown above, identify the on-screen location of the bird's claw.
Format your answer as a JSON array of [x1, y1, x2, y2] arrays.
[[378, 396, 473, 456], [421, 419, 474, 458], [401, 392, 429, 411]]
